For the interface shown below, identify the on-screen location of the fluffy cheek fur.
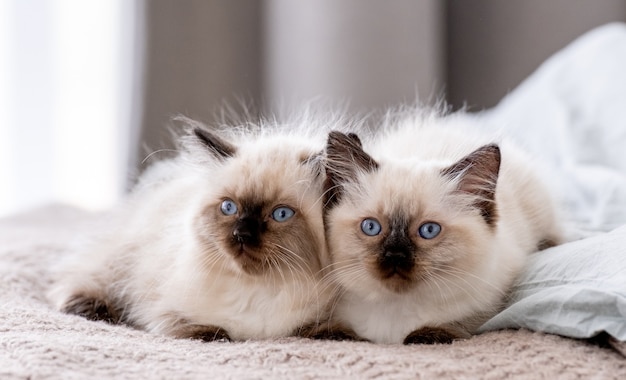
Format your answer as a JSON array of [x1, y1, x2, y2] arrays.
[[192, 200, 323, 278], [327, 197, 494, 302]]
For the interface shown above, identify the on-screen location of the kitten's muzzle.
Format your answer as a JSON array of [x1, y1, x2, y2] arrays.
[[232, 215, 264, 247], [378, 229, 415, 277], [229, 215, 269, 275], [379, 250, 414, 277]]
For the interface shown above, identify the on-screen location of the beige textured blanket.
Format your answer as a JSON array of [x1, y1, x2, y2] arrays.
[[1, 205, 625, 379]]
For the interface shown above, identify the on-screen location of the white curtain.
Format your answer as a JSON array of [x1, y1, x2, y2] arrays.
[[0, 0, 141, 217]]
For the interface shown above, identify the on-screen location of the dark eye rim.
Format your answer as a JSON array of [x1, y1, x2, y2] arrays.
[[360, 217, 382, 236], [418, 221, 442, 239], [219, 198, 238, 215], [270, 205, 296, 221]]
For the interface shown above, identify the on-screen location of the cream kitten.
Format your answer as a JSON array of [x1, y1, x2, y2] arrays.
[[322, 115, 563, 344], [49, 119, 332, 341]]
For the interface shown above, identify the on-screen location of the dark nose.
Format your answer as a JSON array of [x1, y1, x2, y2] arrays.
[[233, 227, 252, 243], [380, 250, 413, 271], [384, 250, 409, 260], [232, 216, 262, 246]]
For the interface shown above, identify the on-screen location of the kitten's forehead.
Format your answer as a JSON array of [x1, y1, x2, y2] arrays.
[[350, 160, 451, 217], [219, 137, 320, 204]]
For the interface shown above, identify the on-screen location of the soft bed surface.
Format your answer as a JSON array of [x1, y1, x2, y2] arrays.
[[1, 206, 625, 379]]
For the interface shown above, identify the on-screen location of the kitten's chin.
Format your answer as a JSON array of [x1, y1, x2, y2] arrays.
[[377, 273, 416, 294], [229, 245, 267, 276], [345, 271, 416, 300], [369, 265, 418, 294]]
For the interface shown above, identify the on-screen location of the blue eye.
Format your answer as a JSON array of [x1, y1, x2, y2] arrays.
[[418, 222, 441, 239], [272, 206, 295, 222], [361, 218, 382, 236], [220, 199, 238, 215]]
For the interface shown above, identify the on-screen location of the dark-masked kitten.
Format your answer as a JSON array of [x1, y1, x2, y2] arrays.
[[50, 119, 332, 341], [322, 118, 562, 344]]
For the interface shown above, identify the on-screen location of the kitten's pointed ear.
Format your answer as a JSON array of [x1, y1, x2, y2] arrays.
[[442, 144, 501, 225], [191, 127, 236, 160], [176, 116, 236, 161], [324, 131, 378, 207], [345, 132, 363, 147]]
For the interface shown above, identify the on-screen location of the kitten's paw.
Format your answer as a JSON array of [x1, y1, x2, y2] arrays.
[[297, 322, 366, 342], [403, 327, 464, 345], [61, 294, 120, 324], [173, 324, 231, 342], [312, 329, 364, 341]]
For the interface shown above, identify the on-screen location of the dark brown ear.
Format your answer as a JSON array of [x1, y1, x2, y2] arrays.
[[324, 131, 378, 208], [192, 127, 236, 160], [346, 132, 363, 147], [441, 144, 501, 225]]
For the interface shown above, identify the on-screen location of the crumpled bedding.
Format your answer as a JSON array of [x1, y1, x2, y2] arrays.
[[480, 225, 626, 341], [476, 23, 626, 341], [477, 22, 626, 233]]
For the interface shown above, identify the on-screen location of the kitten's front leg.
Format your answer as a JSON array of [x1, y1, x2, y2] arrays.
[[403, 326, 470, 345], [171, 323, 231, 342]]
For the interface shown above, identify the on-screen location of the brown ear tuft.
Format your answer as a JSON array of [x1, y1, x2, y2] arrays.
[[192, 127, 237, 160], [346, 132, 363, 147], [442, 144, 501, 225], [324, 131, 378, 208]]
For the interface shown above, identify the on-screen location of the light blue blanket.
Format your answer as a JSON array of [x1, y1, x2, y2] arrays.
[[480, 226, 626, 341], [475, 23, 626, 341]]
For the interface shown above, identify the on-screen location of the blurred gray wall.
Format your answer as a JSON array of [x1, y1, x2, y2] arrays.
[[264, 0, 444, 113], [137, 0, 261, 167], [447, 0, 626, 110], [135, 0, 626, 173]]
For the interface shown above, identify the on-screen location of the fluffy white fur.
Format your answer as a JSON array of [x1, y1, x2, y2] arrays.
[[49, 115, 343, 341], [325, 111, 563, 344]]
